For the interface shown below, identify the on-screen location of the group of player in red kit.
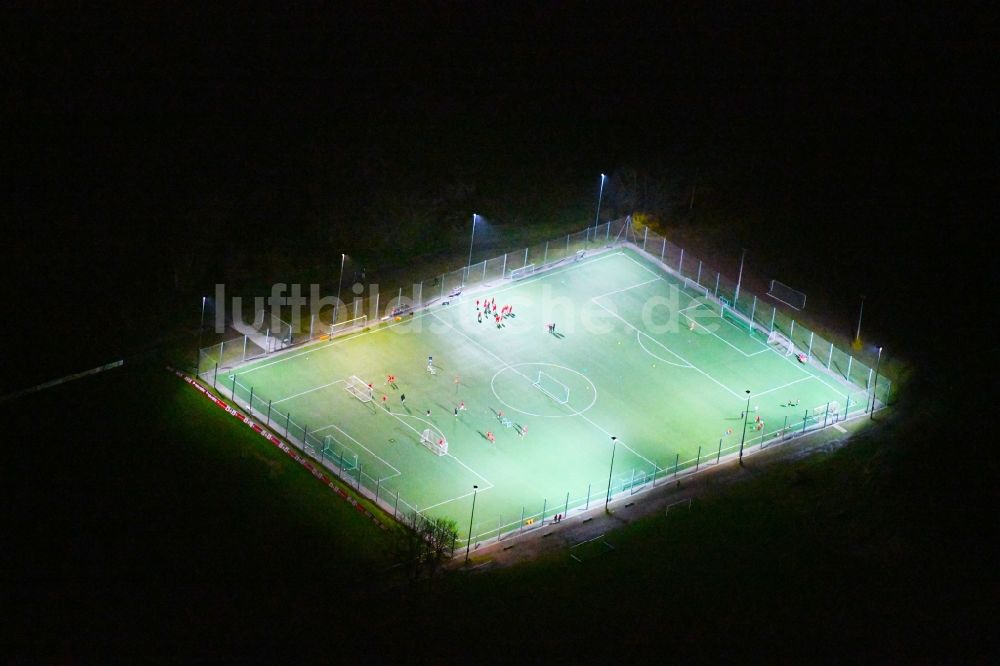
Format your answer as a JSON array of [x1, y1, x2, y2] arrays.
[[476, 297, 514, 327]]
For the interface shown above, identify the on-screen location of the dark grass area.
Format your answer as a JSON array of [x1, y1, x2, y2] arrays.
[[3, 349, 991, 661], [1, 360, 398, 661], [376, 378, 993, 662]]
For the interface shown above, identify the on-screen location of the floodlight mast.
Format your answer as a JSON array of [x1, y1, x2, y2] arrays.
[[734, 248, 747, 303], [594, 174, 606, 232], [195, 295, 207, 369], [604, 435, 618, 510], [335, 253, 346, 324], [465, 484, 479, 563], [739, 390, 751, 465], [467, 213, 478, 271], [869, 346, 883, 419], [854, 295, 866, 345]]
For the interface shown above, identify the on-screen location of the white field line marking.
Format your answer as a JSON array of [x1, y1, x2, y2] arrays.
[[677, 302, 705, 314], [589, 298, 744, 401], [833, 423, 847, 433], [238, 250, 628, 377], [677, 309, 762, 358], [419, 486, 491, 514], [446, 453, 494, 488], [576, 409, 661, 473], [710, 310, 854, 396], [636, 330, 694, 368], [385, 398, 496, 503], [589, 266, 758, 361], [751, 376, 814, 400], [675, 306, 771, 359], [431, 311, 661, 474], [417, 454, 496, 514], [434, 248, 629, 315], [620, 251, 664, 278], [766, 342, 856, 397], [272, 379, 345, 405], [312, 422, 402, 477], [387, 411, 445, 443], [621, 244, 864, 399], [590, 277, 661, 301], [714, 312, 773, 356]]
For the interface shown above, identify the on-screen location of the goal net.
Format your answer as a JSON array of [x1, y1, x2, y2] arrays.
[[767, 330, 796, 356], [420, 428, 448, 456], [683, 277, 710, 299], [767, 280, 807, 310], [534, 371, 570, 404], [344, 375, 374, 402], [510, 264, 535, 281], [812, 402, 841, 418], [331, 315, 367, 337]]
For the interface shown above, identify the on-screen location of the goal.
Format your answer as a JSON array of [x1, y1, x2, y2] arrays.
[[331, 315, 367, 337], [767, 330, 796, 356], [812, 402, 841, 418], [344, 375, 374, 402], [420, 428, 448, 456], [683, 277, 710, 299], [510, 264, 535, 281], [767, 280, 807, 310], [533, 371, 570, 404]]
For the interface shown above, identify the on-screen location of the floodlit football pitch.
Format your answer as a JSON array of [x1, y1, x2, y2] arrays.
[[219, 248, 867, 544]]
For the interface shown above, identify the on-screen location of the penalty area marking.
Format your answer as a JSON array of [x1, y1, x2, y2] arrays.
[[418, 456, 495, 514], [750, 375, 815, 400], [590, 299, 744, 401], [311, 422, 402, 478], [636, 330, 694, 368], [272, 379, 345, 405], [379, 410, 496, 510]]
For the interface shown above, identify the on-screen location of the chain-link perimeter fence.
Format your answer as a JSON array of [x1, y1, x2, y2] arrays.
[[194, 214, 891, 552]]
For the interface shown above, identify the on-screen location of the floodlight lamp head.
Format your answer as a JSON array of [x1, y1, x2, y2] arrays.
[[473, 484, 478, 489]]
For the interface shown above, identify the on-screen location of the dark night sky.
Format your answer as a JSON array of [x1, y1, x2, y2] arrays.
[[1, 2, 992, 381]]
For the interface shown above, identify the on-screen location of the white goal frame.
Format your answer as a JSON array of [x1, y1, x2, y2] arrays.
[[510, 264, 535, 281], [345, 375, 374, 402], [767, 330, 796, 356], [533, 371, 570, 404], [812, 402, 840, 418], [767, 280, 807, 310], [683, 277, 710, 298], [420, 428, 448, 456], [331, 315, 367, 337]]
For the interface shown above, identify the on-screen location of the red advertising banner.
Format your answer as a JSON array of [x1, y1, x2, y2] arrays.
[[168, 367, 388, 531]]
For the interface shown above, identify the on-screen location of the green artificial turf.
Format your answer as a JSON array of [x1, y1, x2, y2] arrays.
[[209, 248, 867, 545]]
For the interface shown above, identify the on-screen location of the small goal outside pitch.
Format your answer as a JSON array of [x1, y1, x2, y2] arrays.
[[331, 314, 367, 337], [510, 264, 535, 281], [420, 428, 448, 456], [533, 371, 570, 405], [345, 375, 374, 402]]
